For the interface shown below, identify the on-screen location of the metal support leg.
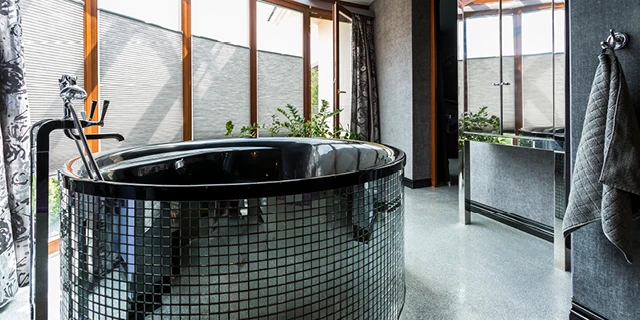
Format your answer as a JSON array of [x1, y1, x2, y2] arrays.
[[459, 140, 471, 224], [553, 151, 570, 271]]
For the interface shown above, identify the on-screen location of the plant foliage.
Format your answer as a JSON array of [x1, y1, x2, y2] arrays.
[[225, 100, 360, 140], [460, 106, 507, 144]]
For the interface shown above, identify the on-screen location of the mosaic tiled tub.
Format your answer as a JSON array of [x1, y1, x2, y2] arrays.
[[58, 138, 406, 319]]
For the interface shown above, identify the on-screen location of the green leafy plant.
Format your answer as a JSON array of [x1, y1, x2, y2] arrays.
[[225, 99, 361, 140], [460, 106, 507, 144]]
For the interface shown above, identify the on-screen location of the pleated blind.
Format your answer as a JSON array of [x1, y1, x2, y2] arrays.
[[21, 0, 85, 173], [192, 37, 250, 140], [98, 10, 183, 152]]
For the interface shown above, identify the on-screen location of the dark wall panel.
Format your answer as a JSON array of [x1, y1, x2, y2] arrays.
[[570, 1, 640, 318]]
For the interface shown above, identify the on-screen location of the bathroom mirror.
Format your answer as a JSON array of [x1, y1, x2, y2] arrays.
[[458, 0, 566, 151]]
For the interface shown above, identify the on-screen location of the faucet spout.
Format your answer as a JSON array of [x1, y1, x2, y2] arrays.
[[88, 133, 125, 142], [64, 130, 125, 142]]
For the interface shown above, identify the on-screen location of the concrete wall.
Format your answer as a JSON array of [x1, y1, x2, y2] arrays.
[[372, 0, 432, 182]]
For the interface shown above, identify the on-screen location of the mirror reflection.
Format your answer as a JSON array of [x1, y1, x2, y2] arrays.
[[458, 0, 566, 150]]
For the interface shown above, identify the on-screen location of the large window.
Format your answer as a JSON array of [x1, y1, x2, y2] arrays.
[[21, 0, 344, 245]]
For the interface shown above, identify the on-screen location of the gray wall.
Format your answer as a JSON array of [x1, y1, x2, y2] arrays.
[[372, 0, 432, 182], [570, 1, 640, 318]]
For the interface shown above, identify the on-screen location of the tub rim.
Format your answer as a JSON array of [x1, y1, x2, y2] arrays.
[[58, 138, 406, 201]]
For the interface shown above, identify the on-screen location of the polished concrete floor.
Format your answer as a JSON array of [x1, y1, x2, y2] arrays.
[[400, 186, 571, 320], [3, 186, 571, 319]]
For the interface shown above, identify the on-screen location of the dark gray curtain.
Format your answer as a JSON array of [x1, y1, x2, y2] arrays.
[[0, 0, 31, 307], [351, 14, 380, 143]]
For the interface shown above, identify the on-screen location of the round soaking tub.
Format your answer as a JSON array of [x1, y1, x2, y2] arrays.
[[58, 138, 406, 319]]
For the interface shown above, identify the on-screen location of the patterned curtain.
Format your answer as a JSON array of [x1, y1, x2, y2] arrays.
[[351, 14, 380, 143], [0, 0, 31, 307]]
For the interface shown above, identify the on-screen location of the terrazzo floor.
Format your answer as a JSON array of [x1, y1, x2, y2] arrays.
[[2, 186, 571, 319]]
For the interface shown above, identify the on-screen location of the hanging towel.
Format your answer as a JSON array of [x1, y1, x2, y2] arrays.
[[563, 51, 640, 263]]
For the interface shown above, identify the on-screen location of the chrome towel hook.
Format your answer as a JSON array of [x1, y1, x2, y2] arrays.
[[601, 29, 629, 52]]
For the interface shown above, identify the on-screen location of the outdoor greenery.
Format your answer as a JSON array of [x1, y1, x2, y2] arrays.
[[49, 177, 61, 237], [225, 100, 360, 140], [460, 106, 508, 144], [311, 67, 319, 112]]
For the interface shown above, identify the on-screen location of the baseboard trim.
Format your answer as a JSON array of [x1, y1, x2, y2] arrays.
[[570, 301, 607, 320], [467, 200, 553, 243], [403, 178, 432, 189]]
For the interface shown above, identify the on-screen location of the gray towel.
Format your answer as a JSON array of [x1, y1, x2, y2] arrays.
[[563, 51, 640, 263]]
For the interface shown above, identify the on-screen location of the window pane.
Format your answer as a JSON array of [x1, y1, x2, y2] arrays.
[[554, 8, 566, 132], [522, 10, 553, 55], [337, 13, 352, 131], [192, 0, 250, 139], [22, 0, 84, 175], [98, 0, 181, 31], [192, 0, 249, 46], [310, 17, 333, 116], [465, 15, 513, 59], [22, 0, 85, 238], [522, 9, 554, 128], [98, 6, 183, 151], [257, 2, 303, 133]]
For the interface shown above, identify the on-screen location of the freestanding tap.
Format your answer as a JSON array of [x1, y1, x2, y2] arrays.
[[30, 74, 125, 320]]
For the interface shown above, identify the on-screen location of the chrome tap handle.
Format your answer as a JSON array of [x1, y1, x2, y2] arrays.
[[99, 100, 110, 126], [88, 100, 98, 120]]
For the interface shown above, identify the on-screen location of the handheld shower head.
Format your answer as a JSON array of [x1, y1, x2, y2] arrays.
[[59, 74, 87, 101]]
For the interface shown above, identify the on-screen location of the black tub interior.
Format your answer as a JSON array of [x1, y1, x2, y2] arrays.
[[77, 138, 398, 185]]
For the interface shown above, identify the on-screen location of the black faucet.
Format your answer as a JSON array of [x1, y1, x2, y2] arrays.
[[30, 74, 125, 320]]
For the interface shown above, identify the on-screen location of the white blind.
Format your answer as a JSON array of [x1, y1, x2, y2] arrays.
[[98, 10, 183, 152], [22, 0, 85, 173], [192, 37, 250, 140]]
